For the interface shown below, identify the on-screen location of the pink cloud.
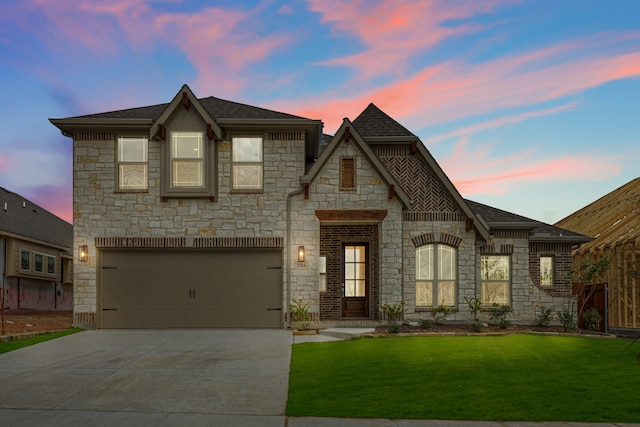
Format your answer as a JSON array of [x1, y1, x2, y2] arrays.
[[442, 139, 622, 196], [15, 1, 291, 98], [153, 7, 291, 95], [424, 103, 576, 145], [307, 0, 508, 79], [275, 31, 640, 133]]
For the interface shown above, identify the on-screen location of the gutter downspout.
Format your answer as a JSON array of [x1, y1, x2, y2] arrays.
[[401, 209, 405, 323], [286, 186, 304, 329]]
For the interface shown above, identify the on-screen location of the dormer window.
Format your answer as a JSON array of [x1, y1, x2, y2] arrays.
[[171, 132, 204, 188]]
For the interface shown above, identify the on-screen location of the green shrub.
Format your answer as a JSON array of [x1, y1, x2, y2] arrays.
[[489, 304, 512, 329], [419, 319, 433, 329], [535, 307, 554, 327], [387, 323, 401, 334], [464, 296, 483, 332], [431, 302, 454, 324], [379, 301, 405, 323], [557, 307, 578, 332], [582, 307, 602, 331]]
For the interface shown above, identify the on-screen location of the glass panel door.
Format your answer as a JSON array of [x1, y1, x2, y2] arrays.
[[342, 244, 368, 317]]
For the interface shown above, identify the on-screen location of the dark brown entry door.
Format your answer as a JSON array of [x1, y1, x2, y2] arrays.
[[342, 244, 368, 317]]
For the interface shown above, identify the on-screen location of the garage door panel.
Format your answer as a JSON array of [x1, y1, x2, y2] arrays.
[[101, 249, 283, 329]]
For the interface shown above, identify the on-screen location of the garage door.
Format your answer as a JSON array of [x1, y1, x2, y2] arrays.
[[100, 249, 283, 328]]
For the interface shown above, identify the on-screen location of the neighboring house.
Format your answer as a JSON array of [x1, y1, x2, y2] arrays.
[[556, 178, 640, 330], [50, 84, 591, 329], [0, 187, 73, 311]]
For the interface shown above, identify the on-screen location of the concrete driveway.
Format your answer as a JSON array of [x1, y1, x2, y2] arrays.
[[0, 330, 292, 426]]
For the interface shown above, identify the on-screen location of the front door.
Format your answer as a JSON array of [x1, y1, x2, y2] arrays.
[[342, 244, 368, 317]]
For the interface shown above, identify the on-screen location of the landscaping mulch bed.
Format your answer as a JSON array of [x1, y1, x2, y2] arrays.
[[0, 310, 73, 335], [373, 322, 606, 336]]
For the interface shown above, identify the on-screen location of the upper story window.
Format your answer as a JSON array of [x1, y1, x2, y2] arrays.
[[481, 255, 510, 305], [416, 244, 457, 307], [34, 254, 43, 272], [21, 251, 30, 270], [171, 132, 204, 188], [540, 256, 554, 286], [117, 137, 148, 191], [47, 256, 55, 274], [232, 137, 263, 192]]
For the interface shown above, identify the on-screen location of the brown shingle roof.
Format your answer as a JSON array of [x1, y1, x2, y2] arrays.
[[0, 187, 72, 249], [72, 96, 309, 121], [352, 103, 415, 138]]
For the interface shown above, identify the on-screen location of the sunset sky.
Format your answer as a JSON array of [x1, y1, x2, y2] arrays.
[[1, 0, 639, 225]]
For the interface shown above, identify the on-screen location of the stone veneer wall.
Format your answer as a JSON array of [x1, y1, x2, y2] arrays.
[[289, 138, 404, 322], [72, 130, 306, 328]]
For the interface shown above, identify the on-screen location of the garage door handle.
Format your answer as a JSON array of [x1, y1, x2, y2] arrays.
[[103, 308, 117, 311], [267, 308, 282, 311], [267, 266, 282, 269]]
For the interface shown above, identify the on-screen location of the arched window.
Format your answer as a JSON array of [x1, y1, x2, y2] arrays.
[[416, 244, 457, 307]]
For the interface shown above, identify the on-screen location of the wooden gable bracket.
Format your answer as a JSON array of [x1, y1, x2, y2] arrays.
[[388, 184, 395, 200], [206, 123, 215, 140], [466, 218, 474, 231], [304, 183, 310, 199], [157, 124, 166, 141], [182, 92, 191, 109], [345, 126, 350, 143], [410, 139, 417, 155]]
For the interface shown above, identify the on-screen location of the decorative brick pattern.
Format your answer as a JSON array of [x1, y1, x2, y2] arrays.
[[411, 232, 462, 247], [373, 145, 461, 216], [73, 131, 115, 141], [194, 237, 283, 248], [95, 237, 186, 248]]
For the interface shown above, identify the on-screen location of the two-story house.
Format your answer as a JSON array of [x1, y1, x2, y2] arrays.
[[1, 187, 73, 311], [50, 84, 590, 329]]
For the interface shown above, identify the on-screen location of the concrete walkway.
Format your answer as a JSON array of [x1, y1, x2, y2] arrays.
[[0, 328, 637, 426]]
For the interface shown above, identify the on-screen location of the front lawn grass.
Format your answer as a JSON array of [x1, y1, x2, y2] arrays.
[[0, 328, 83, 354], [288, 334, 640, 422]]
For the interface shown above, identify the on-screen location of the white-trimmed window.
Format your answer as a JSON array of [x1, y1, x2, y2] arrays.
[[416, 244, 457, 307], [232, 136, 263, 191], [21, 251, 30, 270], [171, 132, 204, 188], [117, 137, 148, 190], [47, 256, 55, 274], [34, 254, 43, 273], [481, 255, 510, 305], [540, 256, 554, 286]]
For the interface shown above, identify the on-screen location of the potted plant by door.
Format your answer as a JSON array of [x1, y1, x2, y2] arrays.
[[289, 298, 315, 335]]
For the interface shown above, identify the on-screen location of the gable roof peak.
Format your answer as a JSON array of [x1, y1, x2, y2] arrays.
[[352, 103, 415, 139]]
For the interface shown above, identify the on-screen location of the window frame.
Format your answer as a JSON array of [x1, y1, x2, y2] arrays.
[[21, 251, 30, 271], [116, 136, 148, 192], [480, 254, 511, 306], [231, 136, 264, 193], [540, 255, 554, 286], [415, 243, 458, 308], [47, 256, 56, 275], [161, 130, 216, 199], [34, 253, 44, 273]]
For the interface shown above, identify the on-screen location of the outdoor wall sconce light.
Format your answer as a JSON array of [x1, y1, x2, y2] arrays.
[[297, 246, 305, 263], [79, 245, 88, 262]]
